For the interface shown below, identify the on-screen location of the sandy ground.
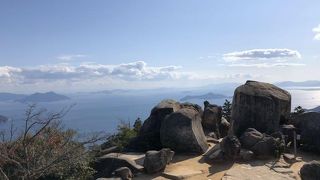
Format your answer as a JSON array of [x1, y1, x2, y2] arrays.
[[119, 146, 320, 180]]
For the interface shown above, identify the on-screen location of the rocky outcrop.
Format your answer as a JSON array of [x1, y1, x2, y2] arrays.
[[143, 148, 174, 174], [93, 153, 143, 178], [202, 101, 222, 137], [160, 106, 209, 154], [219, 117, 230, 138], [231, 81, 291, 136], [300, 161, 320, 180], [290, 112, 320, 153], [126, 99, 181, 151], [114, 167, 133, 180]]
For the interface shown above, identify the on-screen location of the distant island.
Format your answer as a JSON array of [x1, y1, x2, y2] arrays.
[[17, 92, 70, 103], [0, 92, 70, 103], [180, 92, 230, 101], [309, 106, 320, 112]]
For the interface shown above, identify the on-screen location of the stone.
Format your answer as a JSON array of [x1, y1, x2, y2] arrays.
[[219, 117, 230, 138], [231, 81, 291, 137], [143, 148, 174, 174], [300, 161, 320, 180], [239, 149, 254, 161], [220, 136, 241, 160], [113, 167, 133, 180], [93, 153, 143, 178], [251, 134, 282, 158], [126, 99, 181, 151], [290, 112, 320, 153], [240, 128, 264, 149], [160, 107, 209, 154], [202, 101, 222, 137]]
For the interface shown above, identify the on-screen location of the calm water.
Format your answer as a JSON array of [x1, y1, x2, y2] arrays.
[[0, 89, 319, 133]]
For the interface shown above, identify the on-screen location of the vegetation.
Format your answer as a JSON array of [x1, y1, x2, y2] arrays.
[[0, 104, 105, 180], [222, 99, 232, 121], [294, 106, 305, 114], [102, 118, 142, 151]]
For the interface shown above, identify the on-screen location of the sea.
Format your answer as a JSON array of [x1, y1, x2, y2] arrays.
[[0, 89, 319, 134]]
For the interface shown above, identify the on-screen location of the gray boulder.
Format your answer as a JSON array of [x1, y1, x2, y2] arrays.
[[240, 128, 264, 149], [220, 135, 241, 160], [143, 148, 174, 174], [94, 153, 143, 178], [231, 81, 291, 136], [160, 106, 209, 154], [290, 112, 320, 152], [202, 101, 222, 137], [300, 161, 320, 180], [114, 167, 133, 180], [126, 99, 181, 151], [240, 128, 284, 158], [251, 134, 283, 158]]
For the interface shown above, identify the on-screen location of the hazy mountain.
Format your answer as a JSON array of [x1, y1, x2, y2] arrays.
[[0, 93, 27, 101], [309, 106, 320, 112], [180, 92, 230, 101], [17, 92, 70, 103]]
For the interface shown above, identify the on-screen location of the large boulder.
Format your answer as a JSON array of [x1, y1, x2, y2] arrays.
[[160, 106, 209, 154], [202, 101, 222, 137], [290, 112, 320, 152], [143, 148, 174, 174], [93, 153, 143, 178], [231, 81, 291, 137], [300, 161, 320, 180], [126, 99, 181, 151]]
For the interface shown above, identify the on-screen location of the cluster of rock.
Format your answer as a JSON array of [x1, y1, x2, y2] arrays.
[[95, 80, 320, 179], [94, 148, 174, 179], [126, 99, 228, 154]]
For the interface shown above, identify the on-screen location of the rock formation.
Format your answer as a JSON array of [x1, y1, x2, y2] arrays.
[[202, 101, 222, 137], [126, 99, 181, 151], [93, 153, 143, 178], [290, 112, 320, 152], [231, 80, 291, 136], [160, 106, 209, 153]]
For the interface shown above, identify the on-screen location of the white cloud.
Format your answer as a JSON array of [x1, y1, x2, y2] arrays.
[[57, 54, 87, 61], [0, 61, 182, 84], [313, 24, 320, 40], [227, 62, 305, 68], [223, 48, 301, 62]]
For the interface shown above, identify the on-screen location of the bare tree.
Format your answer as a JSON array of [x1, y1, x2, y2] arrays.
[[0, 104, 106, 180]]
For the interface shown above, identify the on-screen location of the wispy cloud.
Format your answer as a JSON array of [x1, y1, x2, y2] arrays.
[[313, 24, 320, 40], [223, 49, 301, 62], [56, 54, 87, 61], [227, 62, 306, 68]]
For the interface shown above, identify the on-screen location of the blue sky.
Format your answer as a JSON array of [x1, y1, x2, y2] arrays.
[[0, 0, 319, 92]]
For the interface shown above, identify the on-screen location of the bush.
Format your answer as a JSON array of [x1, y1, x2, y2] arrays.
[[0, 104, 105, 180], [101, 118, 142, 151], [222, 99, 232, 121]]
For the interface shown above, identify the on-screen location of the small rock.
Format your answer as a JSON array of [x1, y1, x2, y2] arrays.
[[114, 167, 133, 180], [143, 148, 174, 174], [239, 149, 254, 161], [220, 135, 241, 160], [300, 161, 320, 180]]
